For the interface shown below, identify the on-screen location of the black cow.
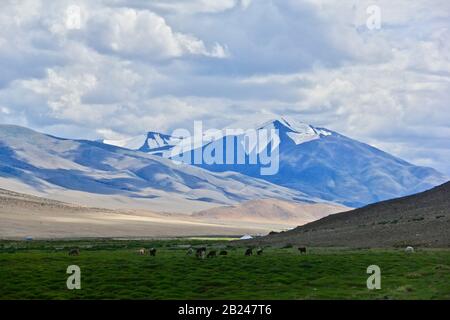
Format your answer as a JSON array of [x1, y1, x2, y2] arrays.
[[196, 247, 207, 259], [298, 247, 307, 254], [245, 248, 253, 256], [207, 251, 217, 258], [69, 248, 80, 256], [149, 248, 157, 256]]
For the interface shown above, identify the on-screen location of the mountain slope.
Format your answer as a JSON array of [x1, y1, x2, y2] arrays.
[[247, 182, 450, 248], [190, 118, 446, 207], [193, 199, 349, 227], [0, 125, 317, 213], [104, 132, 183, 157], [111, 116, 446, 207]]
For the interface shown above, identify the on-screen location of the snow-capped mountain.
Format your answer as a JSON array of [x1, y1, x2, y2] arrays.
[[103, 132, 183, 157], [104, 117, 447, 207], [0, 124, 318, 213], [256, 117, 331, 145]]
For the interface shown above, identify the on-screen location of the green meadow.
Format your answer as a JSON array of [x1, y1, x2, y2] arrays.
[[0, 239, 449, 300]]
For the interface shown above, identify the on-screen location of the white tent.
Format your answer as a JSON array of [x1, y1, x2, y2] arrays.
[[240, 234, 253, 240]]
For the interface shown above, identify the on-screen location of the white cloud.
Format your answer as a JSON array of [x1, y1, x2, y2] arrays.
[[137, 0, 239, 14], [0, 0, 448, 175], [82, 8, 228, 59]]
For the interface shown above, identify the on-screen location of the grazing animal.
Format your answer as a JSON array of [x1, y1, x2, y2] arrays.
[[245, 248, 253, 256], [405, 246, 415, 253], [186, 248, 194, 255], [196, 247, 207, 259], [69, 248, 80, 256], [138, 248, 146, 255], [219, 250, 228, 256], [207, 251, 217, 258], [298, 247, 307, 254], [149, 248, 157, 256], [256, 248, 264, 255]]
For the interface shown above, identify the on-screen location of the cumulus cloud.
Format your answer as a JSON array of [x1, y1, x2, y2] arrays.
[[138, 0, 239, 14], [0, 0, 449, 175], [81, 8, 228, 59], [109, 0, 253, 14]]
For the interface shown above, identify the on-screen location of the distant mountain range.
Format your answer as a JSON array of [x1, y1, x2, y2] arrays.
[[247, 181, 450, 248], [1, 120, 446, 241], [103, 117, 447, 207], [103, 132, 182, 157], [0, 124, 318, 213]]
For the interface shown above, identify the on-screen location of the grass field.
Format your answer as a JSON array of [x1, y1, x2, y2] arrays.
[[0, 239, 449, 300]]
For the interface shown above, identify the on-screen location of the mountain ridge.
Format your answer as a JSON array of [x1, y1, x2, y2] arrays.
[[245, 181, 450, 248], [102, 117, 447, 207], [0, 124, 319, 213]]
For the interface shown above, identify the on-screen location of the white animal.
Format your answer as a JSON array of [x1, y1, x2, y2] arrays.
[[405, 246, 415, 253], [138, 248, 146, 255]]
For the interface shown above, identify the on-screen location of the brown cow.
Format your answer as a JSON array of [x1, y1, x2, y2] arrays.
[[219, 250, 228, 256], [207, 250, 217, 258]]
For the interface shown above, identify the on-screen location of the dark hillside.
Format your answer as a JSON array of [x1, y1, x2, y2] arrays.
[[248, 182, 450, 248]]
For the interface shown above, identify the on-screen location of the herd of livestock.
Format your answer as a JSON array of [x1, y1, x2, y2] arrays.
[[68, 246, 309, 258], [68, 246, 415, 257]]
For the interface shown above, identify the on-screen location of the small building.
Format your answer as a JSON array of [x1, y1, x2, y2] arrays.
[[240, 234, 253, 240]]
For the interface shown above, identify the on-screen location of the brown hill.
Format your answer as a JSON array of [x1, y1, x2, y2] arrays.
[[193, 199, 348, 228], [246, 182, 450, 248]]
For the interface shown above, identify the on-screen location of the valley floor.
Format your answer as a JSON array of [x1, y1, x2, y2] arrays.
[[1, 187, 341, 239], [0, 207, 276, 239], [1, 239, 449, 300]]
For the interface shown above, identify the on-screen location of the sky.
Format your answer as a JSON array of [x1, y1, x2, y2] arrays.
[[0, 0, 449, 175]]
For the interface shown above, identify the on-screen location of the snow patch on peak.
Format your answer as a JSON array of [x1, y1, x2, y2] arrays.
[[248, 116, 338, 146], [257, 117, 310, 132], [286, 131, 319, 145], [258, 117, 320, 146], [278, 117, 311, 132], [314, 128, 333, 137], [103, 135, 147, 150], [142, 132, 183, 152], [103, 132, 183, 154]]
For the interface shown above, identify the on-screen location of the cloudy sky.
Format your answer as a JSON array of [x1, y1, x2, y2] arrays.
[[0, 0, 449, 175]]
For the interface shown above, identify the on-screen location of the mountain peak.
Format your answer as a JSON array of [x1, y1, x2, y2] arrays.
[[257, 116, 311, 132], [257, 117, 327, 146], [103, 131, 183, 155], [140, 132, 183, 154]]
